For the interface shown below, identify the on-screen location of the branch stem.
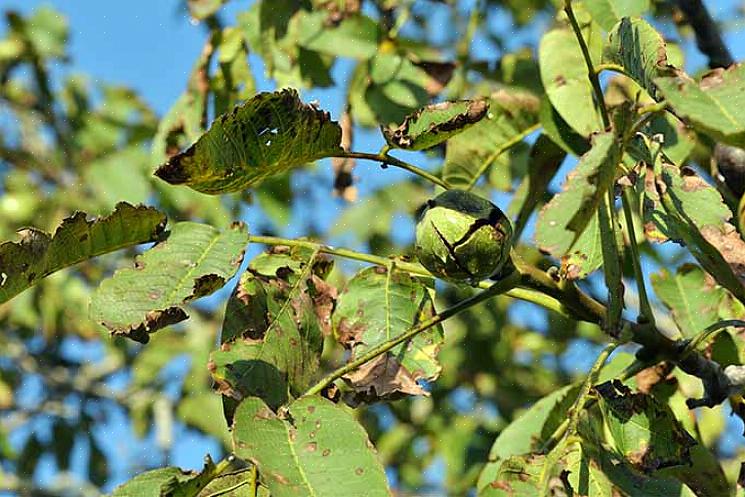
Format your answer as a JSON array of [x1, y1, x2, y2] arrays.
[[621, 189, 655, 326], [337, 151, 450, 190], [465, 123, 540, 190]]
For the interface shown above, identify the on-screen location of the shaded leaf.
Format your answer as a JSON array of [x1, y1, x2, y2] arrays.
[[603, 17, 675, 99], [443, 89, 539, 188], [538, 97, 590, 157], [232, 396, 391, 497], [540, 25, 603, 136], [595, 380, 696, 472], [651, 264, 724, 339], [535, 132, 620, 256], [90, 222, 248, 343], [656, 64, 745, 148], [297, 11, 380, 59], [110, 457, 225, 497], [586, 0, 650, 31], [563, 443, 615, 497], [155, 89, 343, 194], [478, 452, 566, 497], [0, 203, 166, 305], [382, 99, 488, 151], [332, 266, 443, 403], [210, 246, 335, 413]]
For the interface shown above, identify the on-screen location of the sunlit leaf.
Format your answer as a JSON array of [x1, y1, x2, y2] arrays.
[[155, 89, 343, 194], [232, 396, 391, 497], [90, 222, 248, 343], [110, 457, 226, 497], [586, 0, 650, 31], [0, 203, 166, 305]]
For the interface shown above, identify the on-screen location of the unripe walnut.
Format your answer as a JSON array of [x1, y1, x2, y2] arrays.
[[415, 189, 513, 284]]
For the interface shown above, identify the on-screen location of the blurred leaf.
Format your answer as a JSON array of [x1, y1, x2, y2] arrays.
[[8, 6, 68, 60], [535, 132, 619, 257], [383, 99, 488, 151], [477, 452, 565, 497], [596, 380, 696, 472], [586, 0, 650, 31], [188, 0, 228, 20], [210, 246, 335, 412], [212, 27, 256, 118], [539, 25, 603, 136], [232, 396, 391, 497], [332, 266, 443, 402], [155, 89, 342, 194], [603, 18, 675, 99], [656, 65, 745, 148], [297, 11, 380, 59], [651, 264, 725, 339], [85, 146, 151, 210], [90, 222, 248, 343], [0, 203, 166, 304], [51, 420, 74, 471], [443, 90, 539, 188]]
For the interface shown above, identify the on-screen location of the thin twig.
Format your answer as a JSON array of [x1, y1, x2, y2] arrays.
[[676, 0, 734, 69], [336, 151, 450, 190]]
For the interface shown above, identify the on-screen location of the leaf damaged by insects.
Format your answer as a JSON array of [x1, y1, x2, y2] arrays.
[[332, 265, 443, 404], [154, 88, 343, 194], [90, 221, 249, 343], [382, 99, 489, 151], [210, 246, 337, 413]]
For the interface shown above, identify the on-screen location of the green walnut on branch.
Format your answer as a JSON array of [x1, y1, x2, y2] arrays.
[[415, 189, 513, 284]]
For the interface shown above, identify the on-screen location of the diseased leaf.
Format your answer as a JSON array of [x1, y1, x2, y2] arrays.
[[561, 212, 604, 280], [155, 89, 343, 194], [535, 132, 620, 257], [443, 89, 539, 188], [595, 380, 696, 472], [332, 266, 443, 403], [0, 203, 166, 305], [656, 65, 745, 148], [586, 0, 650, 31], [382, 99, 489, 151], [477, 452, 567, 497], [90, 222, 248, 343], [232, 396, 391, 497], [210, 246, 335, 413], [603, 18, 675, 99], [651, 264, 725, 339], [540, 24, 603, 136]]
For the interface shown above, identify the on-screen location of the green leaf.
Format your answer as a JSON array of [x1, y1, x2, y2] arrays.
[[7, 6, 68, 60], [382, 99, 489, 151], [603, 18, 676, 99], [90, 222, 248, 343], [656, 65, 745, 148], [539, 25, 603, 136], [538, 96, 590, 157], [586, 0, 650, 31], [561, 212, 604, 280], [595, 380, 696, 472], [110, 457, 226, 497], [651, 264, 725, 339], [187, 0, 228, 20], [443, 90, 539, 188], [155, 89, 343, 194], [0, 203, 166, 305], [332, 266, 444, 402], [535, 132, 620, 256], [478, 452, 567, 497], [210, 246, 335, 412], [297, 11, 380, 59], [564, 443, 615, 497], [232, 396, 391, 497]]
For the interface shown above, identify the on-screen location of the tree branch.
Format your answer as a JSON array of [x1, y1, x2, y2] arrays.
[[676, 0, 734, 69]]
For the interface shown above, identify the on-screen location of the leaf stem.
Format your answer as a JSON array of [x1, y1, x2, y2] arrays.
[[565, 342, 617, 436], [563, 0, 610, 129], [302, 273, 521, 397], [598, 191, 625, 334], [620, 189, 655, 326], [465, 123, 541, 191], [337, 151, 450, 189], [594, 62, 629, 76]]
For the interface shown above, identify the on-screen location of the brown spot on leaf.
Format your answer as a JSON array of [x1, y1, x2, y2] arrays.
[[305, 442, 317, 452], [108, 307, 188, 343], [191, 274, 226, 299], [342, 354, 427, 404], [701, 224, 745, 286], [635, 362, 674, 394], [355, 467, 364, 476], [322, 448, 331, 457], [336, 317, 367, 349]]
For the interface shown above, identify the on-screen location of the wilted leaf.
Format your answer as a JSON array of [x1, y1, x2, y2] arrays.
[[155, 89, 343, 194], [232, 396, 391, 497], [535, 132, 620, 256], [603, 17, 675, 99], [210, 246, 335, 412], [0, 203, 166, 305], [540, 25, 604, 136], [586, 0, 650, 31], [90, 222, 248, 343], [443, 89, 539, 188], [382, 99, 489, 151], [656, 64, 745, 148], [332, 266, 443, 402], [651, 264, 725, 339], [595, 380, 696, 472]]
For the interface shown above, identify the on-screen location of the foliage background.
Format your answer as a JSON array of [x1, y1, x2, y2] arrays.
[[3, 0, 745, 495]]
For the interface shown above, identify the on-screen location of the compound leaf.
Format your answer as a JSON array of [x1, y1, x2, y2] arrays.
[[155, 89, 343, 194], [0, 203, 165, 305], [90, 222, 248, 343], [232, 396, 391, 497]]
